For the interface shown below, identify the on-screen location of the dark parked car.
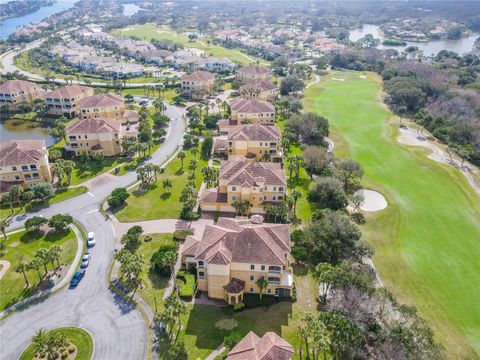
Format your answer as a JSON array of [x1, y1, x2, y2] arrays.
[[70, 270, 86, 287]]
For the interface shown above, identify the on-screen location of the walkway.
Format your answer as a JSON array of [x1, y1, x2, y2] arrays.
[[0, 260, 11, 281]]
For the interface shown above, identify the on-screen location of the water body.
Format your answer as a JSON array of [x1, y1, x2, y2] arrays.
[[349, 24, 479, 57], [0, 0, 78, 40], [122, 3, 145, 16], [0, 119, 57, 146]]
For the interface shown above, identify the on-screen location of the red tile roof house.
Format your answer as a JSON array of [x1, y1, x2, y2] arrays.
[[226, 331, 294, 360], [44, 85, 94, 118], [235, 65, 272, 84], [239, 80, 278, 101], [181, 70, 215, 99], [230, 98, 276, 125], [181, 217, 293, 303], [0, 80, 42, 108]]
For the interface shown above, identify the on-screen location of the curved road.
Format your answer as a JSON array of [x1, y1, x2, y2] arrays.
[[0, 104, 186, 360]]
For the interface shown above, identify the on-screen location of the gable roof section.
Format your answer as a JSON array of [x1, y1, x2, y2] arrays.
[[219, 160, 286, 187], [78, 93, 123, 108], [228, 124, 281, 142], [227, 331, 294, 360], [45, 85, 92, 99], [66, 117, 120, 134], [240, 80, 277, 92], [181, 70, 215, 82], [0, 140, 46, 167], [0, 80, 36, 94], [230, 98, 275, 113]]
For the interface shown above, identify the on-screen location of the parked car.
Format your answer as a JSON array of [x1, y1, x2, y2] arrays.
[[87, 232, 96, 247], [81, 252, 91, 268], [70, 270, 85, 287]]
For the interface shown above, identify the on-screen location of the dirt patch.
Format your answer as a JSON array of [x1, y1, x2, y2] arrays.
[[0, 260, 11, 280], [8, 241, 20, 247], [215, 318, 238, 330]]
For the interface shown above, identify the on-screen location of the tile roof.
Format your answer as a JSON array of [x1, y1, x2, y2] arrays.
[[66, 117, 121, 134], [182, 217, 290, 266], [45, 85, 92, 99], [230, 98, 275, 113], [78, 93, 123, 108], [227, 331, 294, 360], [237, 65, 271, 75], [219, 160, 286, 187], [223, 278, 245, 294], [0, 140, 47, 167], [181, 70, 215, 82], [240, 80, 277, 92], [0, 80, 37, 94], [228, 124, 281, 142], [198, 188, 228, 203]]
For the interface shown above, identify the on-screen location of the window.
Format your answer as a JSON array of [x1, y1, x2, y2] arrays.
[[85, 135, 88, 139], [33, 173, 39, 179], [15, 175, 20, 180], [264, 186, 267, 191], [278, 196, 283, 200], [268, 266, 281, 274], [198, 271, 205, 279], [250, 264, 255, 270], [260, 142, 263, 146], [12, 166, 17, 171], [261, 265, 265, 271], [198, 261, 204, 268], [24, 174, 31, 180], [69, 135, 76, 140], [273, 196, 276, 201], [279, 187, 284, 192], [21, 165, 29, 172], [263, 196, 267, 201], [249, 275, 254, 281], [273, 186, 276, 191], [232, 195, 237, 201], [232, 186, 236, 191], [249, 287, 254, 293], [267, 288, 272, 294]]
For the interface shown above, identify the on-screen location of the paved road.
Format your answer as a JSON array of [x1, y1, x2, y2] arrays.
[[0, 104, 186, 360]]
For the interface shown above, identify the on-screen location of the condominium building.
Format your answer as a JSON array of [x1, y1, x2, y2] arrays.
[[78, 93, 126, 120], [181, 71, 215, 99], [45, 85, 94, 118], [65, 117, 123, 157], [0, 80, 41, 108], [0, 140, 52, 193], [226, 331, 294, 360], [230, 98, 276, 124], [182, 217, 293, 303], [235, 65, 272, 83], [199, 160, 286, 214], [239, 80, 278, 101]]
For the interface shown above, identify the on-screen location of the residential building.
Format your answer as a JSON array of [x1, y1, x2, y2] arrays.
[[0, 80, 41, 108], [226, 331, 294, 360], [217, 124, 282, 162], [65, 118, 123, 157], [0, 140, 52, 193], [205, 57, 236, 72], [182, 217, 293, 303], [78, 93, 127, 120], [230, 98, 276, 124], [181, 71, 215, 99], [239, 80, 278, 101], [45, 85, 94, 118], [235, 65, 272, 83], [199, 160, 286, 214]]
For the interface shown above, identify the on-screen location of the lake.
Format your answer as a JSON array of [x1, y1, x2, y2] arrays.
[[0, 0, 78, 40], [0, 119, 58, 146], [122, 3, 145, 16], [349, 24, 479, 57]]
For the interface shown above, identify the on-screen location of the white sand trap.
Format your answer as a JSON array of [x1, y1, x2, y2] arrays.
[[359, 75, 367, 79], [332, 77, 345, 81], [0, 260, 11, 280], [355, 189, 387, 212]]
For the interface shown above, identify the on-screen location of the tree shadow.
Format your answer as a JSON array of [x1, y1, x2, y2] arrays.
[[160, 192, 171, 200], [175, 169, 185, 176], [45, 229, 70, 242], [20, 230, 44, 244], [147, 269, 169, 291]]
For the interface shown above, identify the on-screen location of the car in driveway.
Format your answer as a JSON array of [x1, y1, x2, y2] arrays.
[[87, 232, 96, 247], [70, 270, 85, 287], [81, 252, 91, 268]]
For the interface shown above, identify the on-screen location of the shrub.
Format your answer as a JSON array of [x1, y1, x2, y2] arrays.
[[68, 345, 76, 353], [150, 244, 178, 276], [351, 212, 366, 224], [213, 211, 220, 222], [48, 214, 73, 232], [107, 188, 129, 208], [173, 229, 194, 241], [291, 283, 297, 302], [233, 302, 245, 311], [177, 271, 195, 298], [224, 331, 243, 350], [243, 293, 276, 308], [61, 351, 69, 359]]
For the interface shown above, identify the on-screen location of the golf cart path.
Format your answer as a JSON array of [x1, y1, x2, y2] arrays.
[[397, 127, 480, 196], [0, 260, 11, 281], [306, 73, 320, 89]]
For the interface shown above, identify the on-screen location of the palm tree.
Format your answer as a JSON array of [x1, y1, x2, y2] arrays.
[[50, 245, 62, 270], [0, 218, 10, 242], [35, 249, 50, 274], [28, 258, 43, 282], [398, 105, 407, 126], [189, 158, 198, 176], [255, 277, 268, 300], [15, 258, 30, 288], [178, 151, 186, 169], [162, 179, 173, 193], [291, 188, 302, 216]]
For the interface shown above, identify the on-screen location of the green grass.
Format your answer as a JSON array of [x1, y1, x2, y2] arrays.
[[303, 71, 480, 358], [69, 157, 128, 185], [136, 233, 175, 312], [114, 149, 207, 221], [19, 327, 94, 360], [0, 228, 77, 311], [177, 270, 195, 298], [113, 24, 269, 66], [172, 264, 317, 359]]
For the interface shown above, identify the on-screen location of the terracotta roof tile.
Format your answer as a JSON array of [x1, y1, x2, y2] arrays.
[[230, 98, 275, 113], [66, 117, 121, 134], [240, 80, 277, 92], [45, 85, 92, 99], [0, 140, 47, 167], [0, 80, 37, 94], [181, 70, 215, 82], [223, 278, 245, 293], [227, 331, 293, 360], [78, 93, 123, 108], [219, 160, 286, 187], [228, 124, 281, 142]]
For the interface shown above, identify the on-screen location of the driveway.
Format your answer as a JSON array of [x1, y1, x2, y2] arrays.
[[0, 104, 186, 360]]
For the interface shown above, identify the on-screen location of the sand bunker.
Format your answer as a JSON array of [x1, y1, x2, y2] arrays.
[[359, 75, 367, 79], [355, 189, 387, 212], [215, 318, 238, 330], [332, 77, 345, 81]]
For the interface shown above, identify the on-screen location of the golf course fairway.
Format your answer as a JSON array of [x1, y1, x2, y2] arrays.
[[304, 71, 480, 359]]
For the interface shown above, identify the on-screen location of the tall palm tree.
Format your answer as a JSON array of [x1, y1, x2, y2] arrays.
[[255, 277, 268, 300], [28, 258, 43, 282], [291, 188, 302, 216], [162, 179, 173, 193], [50, 245, 62, 270], [178, 151, 186, 169], [15, 259, 30, 288], [0, 218, 10, 242]]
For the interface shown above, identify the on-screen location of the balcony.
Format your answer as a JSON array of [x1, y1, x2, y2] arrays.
[[268, 266, 282, 274]]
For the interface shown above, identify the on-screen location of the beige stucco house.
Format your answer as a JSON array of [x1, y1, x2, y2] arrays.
[[0, 80, 41, 108], [235, 65, 272, 84], [78, 93, 126, 120], [239, 80, 278, 101], [45, 85, 94, 118], [230, 98, 276, 124], [0, 140, 52, 193], [182, 217, 293, 304], [181, 70, 215, 99]]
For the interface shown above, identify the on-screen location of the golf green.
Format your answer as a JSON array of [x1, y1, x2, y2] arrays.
[[304, 71, 480, 358]]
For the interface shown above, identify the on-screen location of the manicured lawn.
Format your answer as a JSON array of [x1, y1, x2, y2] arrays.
[[19, 327, 94, 360], [69, 157, 128, 185], [114, 24, 269, 66], [174, 265, 317, 359], [136, 233, 176, 312], [0, 228, 78, 311], [177, 270, 195, 298], [304, 71, 480, 358], [114, 149, 207, 221]]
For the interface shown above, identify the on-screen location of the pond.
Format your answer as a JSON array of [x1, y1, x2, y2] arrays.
[[0, 0, 78, 40], [0, 118, 58, 147], [349, 24, 479, 57]]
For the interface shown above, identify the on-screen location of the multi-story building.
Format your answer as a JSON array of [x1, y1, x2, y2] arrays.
[[216, 124, 282, 162], [0, 140, 52, 193], [199, 160, 286, 214], [65, 117, 123, 157], [181, 71, 215, 99], [45, 85, 94, 118], [182, 217, 293, 303], [239, 80, 278, 101], [230, 98, 276, 125], [0, 80, 41, 108], [235, 65, 272, 83], [226, 331, 294, 360], [78, 93, 126, 120]]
